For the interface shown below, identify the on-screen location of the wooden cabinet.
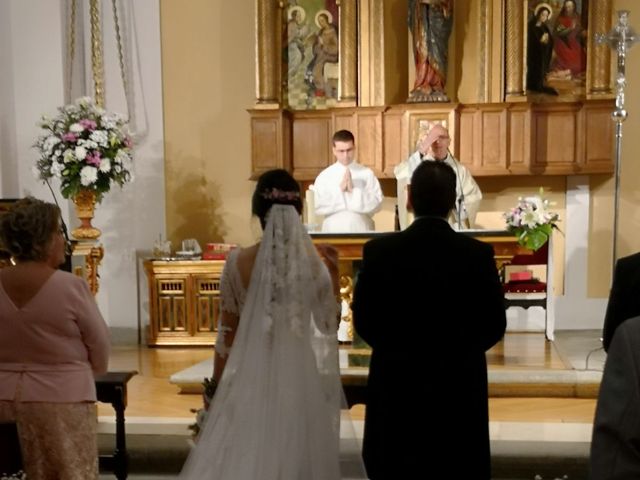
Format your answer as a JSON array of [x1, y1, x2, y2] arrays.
[[249, 100, 614, 180], [144, 260, 225, 346]]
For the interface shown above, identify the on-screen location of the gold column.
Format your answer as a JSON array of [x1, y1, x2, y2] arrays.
[[89, 0, 105, 107], [255, 0, 280, 108], [588, 0, 613, 97], [478, 0, 488, 103], [504, 1, 524, 100], [338, 0, 358, 106], [358, 0, 384, 106]]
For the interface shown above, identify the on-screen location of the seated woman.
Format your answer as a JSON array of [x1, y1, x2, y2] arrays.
[[0, 197, 110, 480]]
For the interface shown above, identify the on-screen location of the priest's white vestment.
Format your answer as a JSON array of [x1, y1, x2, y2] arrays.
[[394, 151, 482, 230]]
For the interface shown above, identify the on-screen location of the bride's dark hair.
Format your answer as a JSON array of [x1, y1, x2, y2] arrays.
[[252, 169, 303, 229]]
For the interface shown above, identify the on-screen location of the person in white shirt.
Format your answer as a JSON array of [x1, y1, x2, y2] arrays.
[[394, 123, 482, 230], [313, 130, 383, 233]]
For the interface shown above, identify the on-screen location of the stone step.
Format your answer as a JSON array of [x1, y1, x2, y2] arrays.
[[98, 433, 591, 480]]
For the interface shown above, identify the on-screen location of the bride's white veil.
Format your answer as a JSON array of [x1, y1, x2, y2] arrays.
[[180, 204, 356, 480]]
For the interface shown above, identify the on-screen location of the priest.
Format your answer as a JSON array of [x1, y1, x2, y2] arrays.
[[313, 130, 383, 233], [395, 123, 482, 230]]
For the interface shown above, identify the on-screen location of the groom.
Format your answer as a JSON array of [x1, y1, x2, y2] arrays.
[[352, 161, 506, 479]]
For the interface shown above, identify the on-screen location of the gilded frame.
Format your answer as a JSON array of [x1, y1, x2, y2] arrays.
[[407, 107, 458, 158], [505, 0, 612, 101]]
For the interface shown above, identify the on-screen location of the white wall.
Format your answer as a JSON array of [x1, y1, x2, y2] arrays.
[[554, 177, 607, 331], [1, 0, 165, 343], [89, 0, 166, 340], [1, 1, 67, 205]]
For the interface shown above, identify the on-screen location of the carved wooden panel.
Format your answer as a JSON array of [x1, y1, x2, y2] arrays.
[[459, 105, 508, 175], [532, 104, 581, 174], [354, 110, 383, 175], [383, 108, 403, 176], [581, 101, 615, 173], [508, 104, 532, 174], [333, 110, 354, 133], [144, 260, 226, 346], [193, 276, 220, 336], [249, 100, 614, 179], [156, 277, 188, 334], [292, 115, 332, 179], [250, 109, 291, 179], [458, 108, 476, 171], [478, 107, 509, 174]]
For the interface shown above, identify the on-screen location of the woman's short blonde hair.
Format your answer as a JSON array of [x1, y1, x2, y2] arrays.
[[0, 197, 60, 262]]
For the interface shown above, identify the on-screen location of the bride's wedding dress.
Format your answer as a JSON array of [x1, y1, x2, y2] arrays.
[[180, 205, 364, 480]]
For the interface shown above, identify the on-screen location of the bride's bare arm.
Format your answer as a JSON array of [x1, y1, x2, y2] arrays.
[[316, 243, 339, 296]]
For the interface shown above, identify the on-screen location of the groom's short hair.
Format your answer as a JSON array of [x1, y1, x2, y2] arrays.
[[409, 161, 456, 218]]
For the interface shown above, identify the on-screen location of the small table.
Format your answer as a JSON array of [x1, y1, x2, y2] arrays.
[[96, 371, 137, 480]]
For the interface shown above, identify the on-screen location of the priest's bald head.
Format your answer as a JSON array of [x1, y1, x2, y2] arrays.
[[408, 160, 456, 219]]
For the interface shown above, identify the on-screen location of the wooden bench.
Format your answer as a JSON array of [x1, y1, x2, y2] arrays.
[[0, 371, 136, 479], [96, 371, 137, 480]]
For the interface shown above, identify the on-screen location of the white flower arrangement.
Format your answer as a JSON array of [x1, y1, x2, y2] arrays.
[[503, 189, 560, 251], [34, 96, 134, 202]]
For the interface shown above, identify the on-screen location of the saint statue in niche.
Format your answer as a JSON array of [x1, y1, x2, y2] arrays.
[[407, 0, 454, 103]]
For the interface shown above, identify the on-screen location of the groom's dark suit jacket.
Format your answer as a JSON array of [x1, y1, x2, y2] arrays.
[[352, 216, 506, 480], [602, 252, 640, 352]]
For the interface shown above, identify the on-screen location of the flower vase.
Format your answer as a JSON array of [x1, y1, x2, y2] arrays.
[[71, 189, 101, 240]]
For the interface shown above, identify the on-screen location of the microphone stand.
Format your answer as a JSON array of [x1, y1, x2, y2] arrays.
[[457, 194, 465, 231]]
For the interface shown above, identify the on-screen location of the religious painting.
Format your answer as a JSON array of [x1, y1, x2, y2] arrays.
[[526, 0, 589, 98], [284, 0, 339, 110]]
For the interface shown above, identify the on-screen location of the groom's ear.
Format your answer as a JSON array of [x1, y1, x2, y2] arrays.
[[406, 184, 414, 213]]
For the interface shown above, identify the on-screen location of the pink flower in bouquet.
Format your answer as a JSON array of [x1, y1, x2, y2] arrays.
[[62, 132, 78, 142], [85, 151, 102, 167], [79, 118, 97, 130]]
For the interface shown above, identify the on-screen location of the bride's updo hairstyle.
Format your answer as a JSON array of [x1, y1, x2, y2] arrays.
[[252, 169, 303, 229]]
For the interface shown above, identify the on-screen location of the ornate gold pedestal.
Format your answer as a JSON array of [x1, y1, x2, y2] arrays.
[[71, 189, 102, 240], [71, 241, 104, 295]]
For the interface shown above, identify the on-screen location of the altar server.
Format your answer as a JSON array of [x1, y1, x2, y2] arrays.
[[313, 130, 383, 233]]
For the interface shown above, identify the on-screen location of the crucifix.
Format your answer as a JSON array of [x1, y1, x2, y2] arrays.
[[596, 11, 640, 276]]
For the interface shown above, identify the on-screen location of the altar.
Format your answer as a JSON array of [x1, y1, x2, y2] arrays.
[[144, 230, 548, 346]]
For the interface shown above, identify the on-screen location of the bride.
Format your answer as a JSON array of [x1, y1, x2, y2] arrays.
[[180, 169, 362, 479]]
